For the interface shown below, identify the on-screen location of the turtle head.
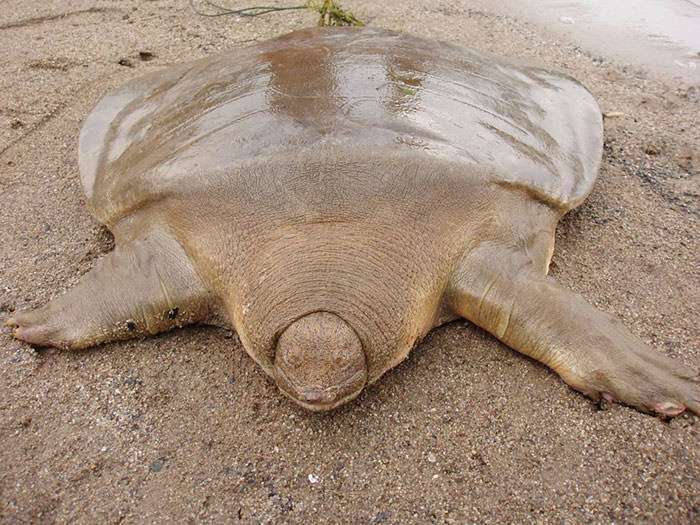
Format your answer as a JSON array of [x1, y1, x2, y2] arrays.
[[273, 312, 367, 411]]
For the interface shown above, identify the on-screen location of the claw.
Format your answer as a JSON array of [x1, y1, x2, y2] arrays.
[[653, 401, 685, 418], [6, 317, 18, 327], [595, 391, 617, 411], [8, 315, 62, 348], [601, 392, 617, 403]]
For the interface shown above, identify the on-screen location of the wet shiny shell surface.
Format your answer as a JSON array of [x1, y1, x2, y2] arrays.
[[78, 27, 603, 224]]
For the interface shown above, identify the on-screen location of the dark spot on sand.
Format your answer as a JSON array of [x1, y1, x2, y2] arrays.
[[126, 320, 136, 331], [167, 307, 179, 320], [643, 142, 661, 155], [0, 302, 14, 313], [139, 51, 156, 61]]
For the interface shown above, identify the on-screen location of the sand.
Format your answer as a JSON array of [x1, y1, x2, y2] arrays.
[[1, 1, 698, 523]]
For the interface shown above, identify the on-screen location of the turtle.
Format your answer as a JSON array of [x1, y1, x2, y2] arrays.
[[7, 27, 700, 416]]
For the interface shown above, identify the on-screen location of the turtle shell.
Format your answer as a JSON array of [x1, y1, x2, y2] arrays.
[[79, 27, 603, 224]]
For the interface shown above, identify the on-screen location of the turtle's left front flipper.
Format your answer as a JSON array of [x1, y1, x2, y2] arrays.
[[7, 230, 214, 349], [445, 248, 700, 418]]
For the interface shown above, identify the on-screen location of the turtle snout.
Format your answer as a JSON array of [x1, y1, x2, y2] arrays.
[[300, 389, 339, 406], [273, 312, 367, 411]]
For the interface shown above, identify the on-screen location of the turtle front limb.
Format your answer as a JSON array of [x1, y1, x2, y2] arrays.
[[7, 230, 214, 349], [446, 247, 700, 417]]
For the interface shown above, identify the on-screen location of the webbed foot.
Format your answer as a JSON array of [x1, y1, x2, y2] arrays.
[[559, 333, 700, 417], [7, 305, 83, 349], [7, 230, 213, 350]]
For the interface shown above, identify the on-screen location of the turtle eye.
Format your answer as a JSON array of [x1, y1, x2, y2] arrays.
[[285, 347, 302, 368]]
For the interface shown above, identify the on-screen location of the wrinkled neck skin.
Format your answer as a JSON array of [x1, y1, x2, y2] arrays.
[[161, 151, 528, 409], [189, 211, 456, 388]]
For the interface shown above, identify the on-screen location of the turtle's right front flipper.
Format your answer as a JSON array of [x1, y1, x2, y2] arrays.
[[7, 230, 214, 349]]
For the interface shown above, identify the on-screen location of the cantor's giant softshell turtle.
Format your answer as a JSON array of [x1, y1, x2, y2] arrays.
[[8, 27, 699, 415]]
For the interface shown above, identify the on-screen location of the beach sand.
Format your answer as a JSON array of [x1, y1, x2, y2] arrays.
[[1, 1, 698, 522]]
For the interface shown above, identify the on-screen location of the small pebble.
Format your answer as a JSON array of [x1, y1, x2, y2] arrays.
[[308, 473, 319, 484], [427, 452, 437, 463]]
